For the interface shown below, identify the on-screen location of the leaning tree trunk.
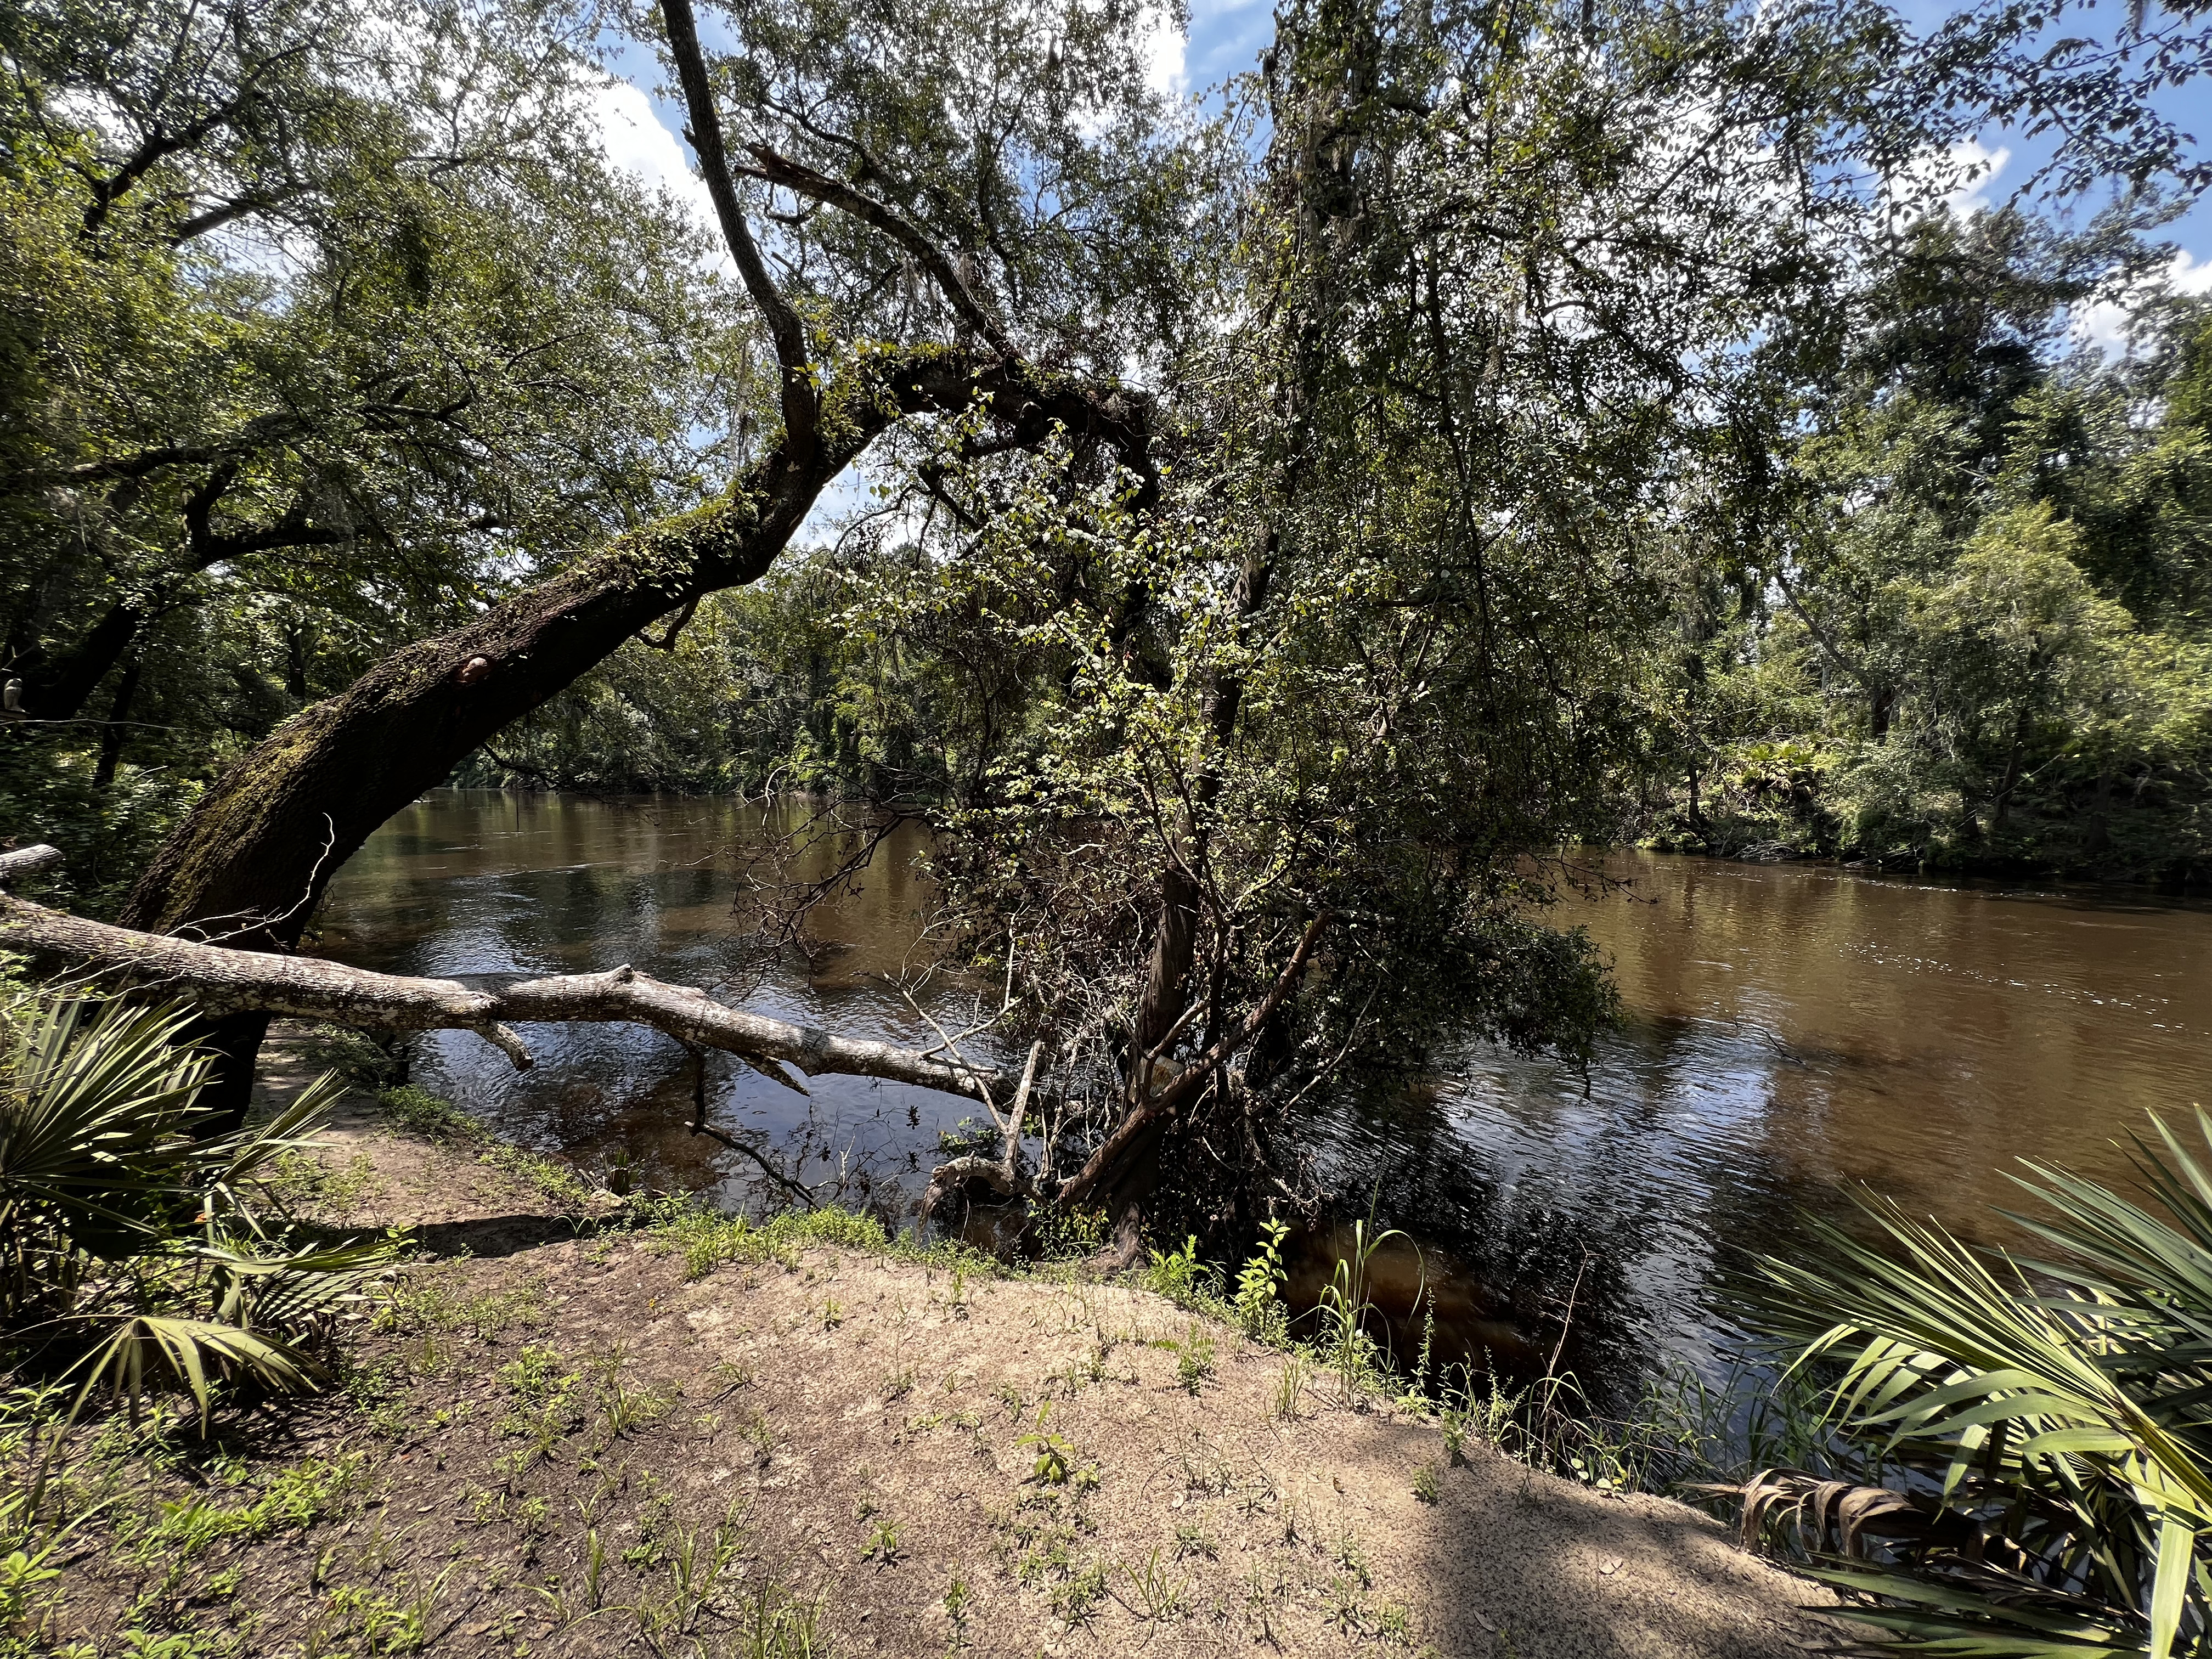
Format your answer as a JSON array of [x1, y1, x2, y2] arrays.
[[119, 389, 890, 1120], [117, 354, 1150, 1123], [125, 442, 853, 941], [27, 0, 1169, 1133]]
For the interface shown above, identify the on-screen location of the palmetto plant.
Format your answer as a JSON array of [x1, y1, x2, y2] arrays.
[[0, 995, 394, 1430], [1747, 1109, 2212, 1658]]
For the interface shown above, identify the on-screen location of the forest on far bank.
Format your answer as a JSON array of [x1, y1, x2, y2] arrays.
[[8, 7, 2208, 896], [461, 273, 2212, 887]]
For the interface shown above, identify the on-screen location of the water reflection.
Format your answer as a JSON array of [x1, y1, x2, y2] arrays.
[[319, 798, 2212, 1396], [315, 791, 1009, 1217], [1305, 853, 2212, 1391]]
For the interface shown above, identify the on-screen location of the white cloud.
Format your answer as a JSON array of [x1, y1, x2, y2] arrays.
[[1142, 3, 1189, 100], [1943, 139, 2011, 216], [580, 75, 733, 274], [2070, 249, 2212, 356]]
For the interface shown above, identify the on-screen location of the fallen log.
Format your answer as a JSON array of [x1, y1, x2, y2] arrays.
[[0, 845, 1007, 1102]]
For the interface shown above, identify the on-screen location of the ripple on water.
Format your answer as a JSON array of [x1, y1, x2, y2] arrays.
[[320, 798, 2212, 1398]]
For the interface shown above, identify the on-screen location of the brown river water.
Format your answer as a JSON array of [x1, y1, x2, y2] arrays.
[[318, 789, 2212, 1395]]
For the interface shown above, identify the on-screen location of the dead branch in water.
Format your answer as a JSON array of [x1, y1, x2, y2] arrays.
[[0, 845, 1010, 1103], [0, 843, 1328, 1232]]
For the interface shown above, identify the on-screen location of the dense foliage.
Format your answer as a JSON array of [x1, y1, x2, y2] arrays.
[[470, 58, 2212, 893], [6, 0, 2212, 1646], [1658, 228, 2212, 883], [0, 0, 755, 907], [2, 0, 2203, 1235]]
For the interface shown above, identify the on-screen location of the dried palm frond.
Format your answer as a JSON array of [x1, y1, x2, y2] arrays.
[[1689, 1466, 1931, 1558]]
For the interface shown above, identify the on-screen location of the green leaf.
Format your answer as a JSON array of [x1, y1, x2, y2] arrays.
[[2149, 1515, 2193, 1659]]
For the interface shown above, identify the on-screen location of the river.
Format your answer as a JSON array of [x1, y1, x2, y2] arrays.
[[318, 789, 2212, 1396]]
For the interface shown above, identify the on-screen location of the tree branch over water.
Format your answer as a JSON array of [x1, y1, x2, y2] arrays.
[[0, 847, 1009, 1103]]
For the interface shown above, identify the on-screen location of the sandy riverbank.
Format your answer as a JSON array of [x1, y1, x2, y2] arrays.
[[37, 1054, 1847, 1659]]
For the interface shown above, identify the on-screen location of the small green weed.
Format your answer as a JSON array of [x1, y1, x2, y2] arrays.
[[1123, 1547, 1189, 1621], [1318, 1220, 1407, 1403], [1052, 1562, 1108, 1628], [645, 1201, 889, 1280], [737, 1582, 828, 1657], [0, 1539, 63, 1626], [1233, 1219, 1292, 1344], [944, 1574, 973, 1646], [1275, 1350, 1311, 1419], [589, 1347, 669, 1443], [1026, 1203, 1108, 1259], [374, 1265, 549, 1341], [495, 1344, 580, 1449], [478, 1142, 592, 1208], [1018, 1404, 1073, 1484], [115, 1634, 222, 1658], [1334, 1532, 1373, 1589], [1327, 1574, 1369, 1634], [708, 1358, 753, 1395], [324, 1566, 450, 1653], [264, 1148, 383, 1215], [1143, 1236, 1220, 1309], [376, 1086, 483, 1143], [1175, 1325, 1216, 1394], [859, 1516, 901, 1566]]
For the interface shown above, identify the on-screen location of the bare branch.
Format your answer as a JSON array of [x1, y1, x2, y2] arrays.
[[900, 984, 998, 1119], [690, 1118, 817, 1204], [738, 145, 1017, 361], [658, 0, 816, 445], [0, 870, 1010, 1104], [738, 1051, 809, 1094], [1006, 1037, 1043, 1168], [171, 186, 308, 244], [0, 845, 67, 884]]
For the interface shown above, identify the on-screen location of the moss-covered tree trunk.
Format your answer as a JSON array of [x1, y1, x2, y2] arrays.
[[117, 356, 1152, 1122], [118, 392, 896, 1120]]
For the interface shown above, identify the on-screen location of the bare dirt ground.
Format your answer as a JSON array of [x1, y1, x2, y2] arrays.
[[32, 1048, 1847, 1659]]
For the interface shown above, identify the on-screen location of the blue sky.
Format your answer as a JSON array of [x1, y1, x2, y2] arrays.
[[1181, 0, 1276, 89], [588, 0, 2212, 350]]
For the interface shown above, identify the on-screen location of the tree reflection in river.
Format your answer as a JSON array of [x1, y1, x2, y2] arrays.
[[318, 793, 2212, 1400], [317, 791, 1012, 1219]]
